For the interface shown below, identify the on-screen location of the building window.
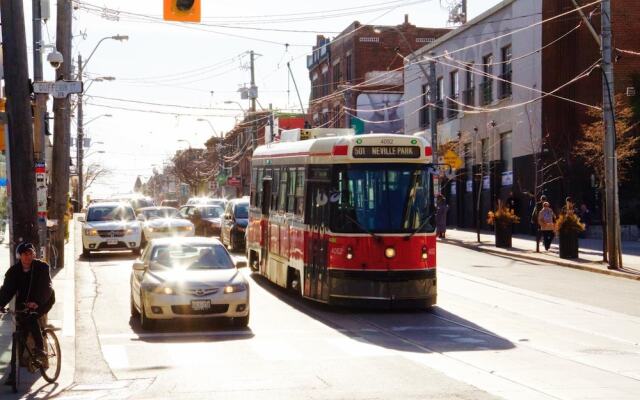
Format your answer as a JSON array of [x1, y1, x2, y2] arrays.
[[419, 84, 429, 128], [333, 61, 342, 91], [436, 77, 444, 121], [311, 74, 319, 100], [481, 54, 493, 105], [501, 132, 513, 171], [464, 143, 472, 178], [500, 45, 513, 99], [346, 53, 352, 83], [448, 70, 459, 119], [322, 68, 330, 97], [333, 105, 341, 128], [464, 63, 475, 107]]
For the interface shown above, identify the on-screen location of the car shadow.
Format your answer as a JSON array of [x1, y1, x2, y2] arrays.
[[249, 273, 515, 354], [127, 316, 254, 343], [78, 251, 138, 263], [0, 370, 61, 399]]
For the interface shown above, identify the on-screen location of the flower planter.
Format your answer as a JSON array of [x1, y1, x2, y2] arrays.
[[559, 231, 579, 259], [495, 223, 512, 248]]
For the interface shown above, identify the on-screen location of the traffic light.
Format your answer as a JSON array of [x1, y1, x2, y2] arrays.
[[163, 0, 201, 22]]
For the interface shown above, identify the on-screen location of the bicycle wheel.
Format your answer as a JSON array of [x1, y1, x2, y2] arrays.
[[39, 328, 61, 383], [11, 334, 19, 393], [47, 243, 58, 270]]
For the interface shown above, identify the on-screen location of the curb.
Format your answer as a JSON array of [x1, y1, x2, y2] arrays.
[[441, 238, 640, 282]]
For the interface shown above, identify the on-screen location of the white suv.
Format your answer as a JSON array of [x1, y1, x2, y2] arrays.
[[81, 202, 142, 256]]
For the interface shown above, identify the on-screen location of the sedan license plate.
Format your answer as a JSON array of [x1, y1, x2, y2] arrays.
[[191, 300, 211, 311], [107, 239, 118, 245]]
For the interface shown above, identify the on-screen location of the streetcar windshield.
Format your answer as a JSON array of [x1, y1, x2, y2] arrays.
[[331, 164, 434, 234]]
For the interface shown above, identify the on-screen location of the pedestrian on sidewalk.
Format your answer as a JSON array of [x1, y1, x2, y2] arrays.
[[578, 203, 592, 238], [531, 194, 547, 252], [538, 202, 556, 251], [435, 194, 449, 239]]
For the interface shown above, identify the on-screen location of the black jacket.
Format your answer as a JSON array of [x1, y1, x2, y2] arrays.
[[0, 259, 55, 314]]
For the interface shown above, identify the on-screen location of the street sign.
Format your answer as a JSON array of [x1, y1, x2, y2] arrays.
[[443, 149, 463, 170], [33, 80, 83, 98]]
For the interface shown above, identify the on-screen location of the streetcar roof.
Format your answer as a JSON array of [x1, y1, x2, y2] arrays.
[[252, 134, 432, 166]]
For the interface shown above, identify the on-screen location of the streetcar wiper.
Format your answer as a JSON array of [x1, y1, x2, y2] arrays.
[[343, 213, 382, 242], [404, 214, 434, 240]]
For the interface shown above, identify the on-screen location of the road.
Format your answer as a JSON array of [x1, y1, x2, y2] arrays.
[[66, 240, 640, 399]]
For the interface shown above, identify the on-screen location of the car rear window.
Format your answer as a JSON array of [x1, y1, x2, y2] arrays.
[[149, 244, 234, 270], [234, 203, 249, 219]]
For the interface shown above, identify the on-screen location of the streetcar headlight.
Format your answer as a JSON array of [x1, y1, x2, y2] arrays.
[[421, 245, 428, 260], [346, 246, 354, 260], [385, 247, 396, 259]]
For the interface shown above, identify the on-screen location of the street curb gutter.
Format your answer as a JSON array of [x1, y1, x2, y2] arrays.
[[442, 238, 640, 282]]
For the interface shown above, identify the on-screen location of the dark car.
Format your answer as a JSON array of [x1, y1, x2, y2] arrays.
[[221, 198, 249, 252], [160, 199, 179, 208], [178, 204, 224, 236]]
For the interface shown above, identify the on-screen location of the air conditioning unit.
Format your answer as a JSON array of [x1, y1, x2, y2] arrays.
[[626, 87, 636, 97]]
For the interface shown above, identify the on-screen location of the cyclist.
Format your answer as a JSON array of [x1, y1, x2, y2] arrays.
[[0, 242, 55, 385]]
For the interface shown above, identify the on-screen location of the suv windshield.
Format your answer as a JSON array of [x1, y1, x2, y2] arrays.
[[330, 164, 434, 234], [200, 206, 223, 218], [87, 205, 136, 222], [141, 208, 178, 220], [149, 244, 234, 270], [234, 203, 249, 219]]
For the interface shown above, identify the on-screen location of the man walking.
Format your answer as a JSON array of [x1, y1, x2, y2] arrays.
[[531, 194, 547, 252]]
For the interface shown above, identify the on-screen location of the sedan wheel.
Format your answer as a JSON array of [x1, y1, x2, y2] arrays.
[[130, 293, 139, 317], [139, 293, 155, 330]]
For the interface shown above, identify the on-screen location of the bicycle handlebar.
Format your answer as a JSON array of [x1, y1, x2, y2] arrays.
[[0, 307, 39, 316]]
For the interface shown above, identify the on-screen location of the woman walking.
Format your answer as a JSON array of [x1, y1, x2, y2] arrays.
[[435, 194, 449, 239], [537, 201, 556, 251]]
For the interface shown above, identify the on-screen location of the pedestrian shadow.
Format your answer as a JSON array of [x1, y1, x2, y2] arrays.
[[0, 370, 61, 399], [126, 316, 254, 344], [249, 273, 514, 355]]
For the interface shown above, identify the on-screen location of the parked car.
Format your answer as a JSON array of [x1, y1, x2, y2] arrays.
[[178, 204, 225, 236], [160, 199, 180, 208], [186, 197, 228, 209], [81, 202, 142, 256], [137, 206, 194, 245], [129, 237, 249, 330], [220, 198, 249, 251]]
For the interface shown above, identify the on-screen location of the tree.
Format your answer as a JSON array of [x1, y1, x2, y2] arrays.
[[84, 163, 112, 191], [170, 148, 219, 195], [575, 94, 640, 185], [133, 176, 143, 193]]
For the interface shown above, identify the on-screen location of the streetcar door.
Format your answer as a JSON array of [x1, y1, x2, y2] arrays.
[[307, 180, 330, 301], [260, 176, 272, 274]]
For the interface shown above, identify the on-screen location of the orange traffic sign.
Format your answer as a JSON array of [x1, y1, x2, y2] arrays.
[[163, 0, 201, 22]]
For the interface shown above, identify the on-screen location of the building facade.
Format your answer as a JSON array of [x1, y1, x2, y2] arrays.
[[308, 16, 450, 133], [404, 0, 640, 233]]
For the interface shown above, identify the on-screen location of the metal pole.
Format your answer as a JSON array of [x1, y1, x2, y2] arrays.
[[32, 0, 48, 257], [428, 52, 439, 167], [601, 0, 621, 269], [77, 53, 85, 210]]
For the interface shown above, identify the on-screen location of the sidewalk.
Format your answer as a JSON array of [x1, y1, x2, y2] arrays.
[[0, 219, 76, 397], [441, 228, 640, 281]]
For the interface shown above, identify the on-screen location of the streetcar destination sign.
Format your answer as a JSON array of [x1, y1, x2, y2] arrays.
[[352, 146, 421, 159]]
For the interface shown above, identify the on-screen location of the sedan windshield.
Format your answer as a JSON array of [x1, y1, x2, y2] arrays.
[[330, 164, 434, 234], [149, 244, 234, 270], [87, 205, 136, 222], [141, 208, 178, 220], [200, 206, 223, 218]]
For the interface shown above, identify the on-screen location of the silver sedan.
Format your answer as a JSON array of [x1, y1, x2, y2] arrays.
[[130, 237, 249, 330]]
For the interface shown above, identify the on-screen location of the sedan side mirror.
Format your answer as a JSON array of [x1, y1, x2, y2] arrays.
[[234, 260, 247, 269], [132, 261, 146, 271]]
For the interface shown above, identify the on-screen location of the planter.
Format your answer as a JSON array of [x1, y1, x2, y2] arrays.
[[495, 223, 512, 248], [559, 231, 579, 259]]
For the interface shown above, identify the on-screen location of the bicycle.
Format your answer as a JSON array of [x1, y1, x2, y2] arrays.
[[0, 307, 61, 393], [45, 223, 58, 270]]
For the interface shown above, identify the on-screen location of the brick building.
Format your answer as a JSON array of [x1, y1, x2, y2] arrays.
[[404, 0, 640, 234], [307, 16, 450, 133]]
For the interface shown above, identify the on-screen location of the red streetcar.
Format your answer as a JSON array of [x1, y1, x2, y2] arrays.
[[246, 131, 437, 308]]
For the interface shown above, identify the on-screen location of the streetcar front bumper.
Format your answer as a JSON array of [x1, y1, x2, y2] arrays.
[[327, 269, 437, 309]]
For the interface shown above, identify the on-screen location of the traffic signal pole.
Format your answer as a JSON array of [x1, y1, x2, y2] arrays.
[[0, 0, 40, 256]]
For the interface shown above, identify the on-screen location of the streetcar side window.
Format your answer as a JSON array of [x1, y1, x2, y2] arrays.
[[295, 168, 305, 217], [271, 168, 280, 212], [254, 168, 263, 207], [278, 169, 288, 212], [287, 168, 296, 213]]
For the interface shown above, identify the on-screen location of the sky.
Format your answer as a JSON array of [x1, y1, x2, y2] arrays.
[[20, 0, 502, 198]]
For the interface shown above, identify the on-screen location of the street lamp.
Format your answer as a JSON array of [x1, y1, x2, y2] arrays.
[[177, 139, 192, 149], [83, 76, 116, 95], [224, 100, 246, 114], [78, 34, 129, 210], [196, 118, 222, 138], [83, 114, 112, 127]]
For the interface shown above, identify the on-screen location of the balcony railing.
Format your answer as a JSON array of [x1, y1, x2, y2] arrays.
[[499, 71, 512, 99], [447, 97, 460, 119], [435, 100, 444, 121], [480, 80, 493, 106]]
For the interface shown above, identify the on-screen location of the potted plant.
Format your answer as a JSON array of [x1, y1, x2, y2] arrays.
[[555, 211, 585, 259], [487, 204, 520, 248]]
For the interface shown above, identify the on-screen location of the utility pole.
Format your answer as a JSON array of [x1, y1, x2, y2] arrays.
[[601, 0, 622, 269], [249, 50, 258, 154], [32, 0, 48, 257], [428, 52, 439, 186], [0, 0, 40, 255], [77, 54, 85, 210], [50, 0, 73, 269]]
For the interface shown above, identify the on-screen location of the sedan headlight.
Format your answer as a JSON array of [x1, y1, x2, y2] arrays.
[[84, 228, 98, 236], [224, 283, 247, 294], [152, 286, 174, 295], [178, 225, 194, 232], [126, 227, 140, 234]]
